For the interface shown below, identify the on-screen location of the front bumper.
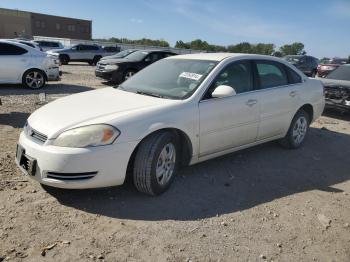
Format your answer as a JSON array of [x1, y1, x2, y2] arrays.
[[16, 131, 139, 189], [95, 70, 123, 84], [46, 66, 61, 81], [325, 100, 350, 112]]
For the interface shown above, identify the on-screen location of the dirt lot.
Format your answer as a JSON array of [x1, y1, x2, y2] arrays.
[[0, 64, 349, 262]]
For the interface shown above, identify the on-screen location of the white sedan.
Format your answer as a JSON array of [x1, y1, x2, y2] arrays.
[[16, 53, 325, 195], [0, 40, 60, 89]]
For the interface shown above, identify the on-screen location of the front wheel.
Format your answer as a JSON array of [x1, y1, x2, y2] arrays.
[[133, 132, 179, 196], [123, 70, 136, 81], [279, 110, 310, 149], [311, 70, 317, 78], [22, 69, 46, 89]]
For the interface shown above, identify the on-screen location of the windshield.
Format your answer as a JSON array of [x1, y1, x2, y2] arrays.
[[285, 56, 304, 64], [118, 59, 218, 99], [326, 65, 350, 81], [107, 49, 136, 59], [124, 50, 150, 60]]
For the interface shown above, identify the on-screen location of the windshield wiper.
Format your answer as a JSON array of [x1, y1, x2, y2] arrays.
[[136, 91, 164, 98]]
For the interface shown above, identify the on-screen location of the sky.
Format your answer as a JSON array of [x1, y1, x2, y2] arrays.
[[0, 0, 349, 58]]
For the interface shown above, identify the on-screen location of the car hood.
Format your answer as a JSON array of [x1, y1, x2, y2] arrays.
[[28, 87, 177, 139], [320, 78, 350, 88], [100, 58, 137, 64], [47, 48, 69, 53]]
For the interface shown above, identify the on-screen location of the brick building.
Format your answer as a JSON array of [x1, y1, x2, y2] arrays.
[[0, 8, 92, 40]]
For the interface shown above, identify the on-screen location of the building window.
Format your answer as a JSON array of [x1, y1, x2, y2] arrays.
[[35, 20, 46, 29], [56, 23, 61, 30], [68, 25, 76, 32]]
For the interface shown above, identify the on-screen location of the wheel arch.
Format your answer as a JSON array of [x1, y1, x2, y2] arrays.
[[22, 68, 48, 82], [126, 127, 193, 176], [298, 103, 314, 123]]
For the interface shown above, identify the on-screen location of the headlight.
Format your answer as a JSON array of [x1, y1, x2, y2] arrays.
[[105, 64, 119, 71], [52, 124, 120, 148]]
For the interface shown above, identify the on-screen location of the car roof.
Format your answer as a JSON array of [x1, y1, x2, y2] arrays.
[[167, 53, 284, 62]]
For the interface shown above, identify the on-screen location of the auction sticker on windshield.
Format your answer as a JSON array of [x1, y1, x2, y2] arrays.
[[179, 72, 203, 81]]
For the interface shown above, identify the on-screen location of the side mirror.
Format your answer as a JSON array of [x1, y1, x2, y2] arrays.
[[211, 85, 236, 98], [144, 57, 151, 62]]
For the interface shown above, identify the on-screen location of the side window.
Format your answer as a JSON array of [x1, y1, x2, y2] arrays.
[[148, 53, 163, 62], [256, 61, 288, 89], [204, 61, 253, 99], [0, 43, 28, 55], [164, 52, 175, 58], [284, 65, 302, 84]]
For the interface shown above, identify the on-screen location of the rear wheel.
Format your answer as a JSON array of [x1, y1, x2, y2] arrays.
[[133, 132, 179, 196], [90, 56, 102, 66], [22, 69, 46, 89], [279, 110, 310, 149], [59, 55, 69, 65]]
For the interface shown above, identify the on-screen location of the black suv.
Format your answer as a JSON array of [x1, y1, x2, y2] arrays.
[[284, 55, 319, 77], [95, 50, 177, 84]]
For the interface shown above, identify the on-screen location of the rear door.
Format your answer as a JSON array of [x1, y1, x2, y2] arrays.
[[254, 60, 300, 140], [0, 43, 29, 83]]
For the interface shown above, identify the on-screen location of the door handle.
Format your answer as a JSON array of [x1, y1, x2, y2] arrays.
[[246, 99, 258, 107], [290, 91, 297, 97]]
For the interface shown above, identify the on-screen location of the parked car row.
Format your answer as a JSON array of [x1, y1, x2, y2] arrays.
[[317, 58, 348, 78], [283, 55, 349, 79]]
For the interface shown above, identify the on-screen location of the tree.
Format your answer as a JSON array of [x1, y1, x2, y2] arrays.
[[279, 42, 306, 56]]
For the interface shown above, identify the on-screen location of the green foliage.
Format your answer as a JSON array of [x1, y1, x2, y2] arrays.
[[94, 37, 170, 47], [176, 40, 275, 55], [279, 42, 306, 56], [95, 37, 308, 57]]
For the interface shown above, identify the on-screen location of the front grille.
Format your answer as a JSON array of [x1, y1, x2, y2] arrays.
[[25, 123, 48, 144], [46, 171, 98, 181]]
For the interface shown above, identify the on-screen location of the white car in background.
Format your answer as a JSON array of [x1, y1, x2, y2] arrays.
[[34, 40, 64, 52], [0, 40, 60, 89], [16, 53, 325, 195]]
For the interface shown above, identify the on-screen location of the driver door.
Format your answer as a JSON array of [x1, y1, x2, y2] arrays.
[[198, 60, 259, 157]]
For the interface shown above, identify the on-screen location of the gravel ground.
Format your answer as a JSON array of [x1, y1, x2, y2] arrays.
[[0, 63, 349, 262]]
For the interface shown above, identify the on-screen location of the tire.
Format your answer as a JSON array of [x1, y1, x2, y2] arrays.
[[59, 55, 69, 65], [22, 69, 46, 89], [123, 69, 137, 81], [311, 70, 317, 78], [133, 131, 179, 196], [91, 56, 102, 66], [279, 109, 310, 149]]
